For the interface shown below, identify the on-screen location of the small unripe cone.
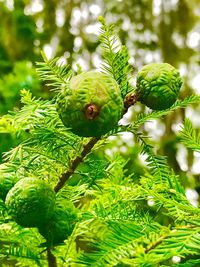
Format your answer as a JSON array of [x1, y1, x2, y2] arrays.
[[38, 200, 78, 245], [57, 71, 123, 137], [5, 178, 56, 227], [136, 63, 182, 110]]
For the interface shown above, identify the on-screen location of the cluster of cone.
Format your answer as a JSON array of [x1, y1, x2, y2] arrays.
[[1, 177, 77, 246], [1, 62, 182, 246], [57, 63, 182, 137]]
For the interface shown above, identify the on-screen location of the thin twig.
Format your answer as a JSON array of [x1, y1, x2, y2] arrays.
[[145, 233, 170, 253], [145, 225, 196, 253], [54, 137, 100, 192]]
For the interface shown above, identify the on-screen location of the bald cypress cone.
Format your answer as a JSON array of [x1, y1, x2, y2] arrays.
[[57, 71, 123, 137], [38, 199, 78, 245], [136, 63, 182, 110], [5, 178, 56, 227]]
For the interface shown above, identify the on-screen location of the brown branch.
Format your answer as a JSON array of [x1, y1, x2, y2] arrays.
[[54, 137, 100, 192], [53, 93, 139, 193], [47, 248, 57, 267]]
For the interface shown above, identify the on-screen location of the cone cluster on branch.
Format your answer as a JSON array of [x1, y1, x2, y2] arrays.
[[1, 62, 182, 247]]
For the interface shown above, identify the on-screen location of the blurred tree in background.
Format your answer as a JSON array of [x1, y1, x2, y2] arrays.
[[0, 0, 200, 198]]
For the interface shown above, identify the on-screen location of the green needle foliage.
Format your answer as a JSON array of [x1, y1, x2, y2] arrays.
[[0, 17, 200, 267], [36, 52, 73, 91], [178, 119, 200, 153], [98, 16, 134, 98]]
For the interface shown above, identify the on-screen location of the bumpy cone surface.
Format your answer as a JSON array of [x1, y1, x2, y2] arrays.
[[38, 200, 78, 245], [5, 178, 56, 227], [57, 71, 123, 137], [0, 175, 18, 201], [136, 63, 182, 110]]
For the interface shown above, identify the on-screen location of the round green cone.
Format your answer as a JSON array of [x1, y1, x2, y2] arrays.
[[5, 178, 56, 227], [136, 63, 182, 110], [38, 200, 78, 245], [57, 71, 123, 137]]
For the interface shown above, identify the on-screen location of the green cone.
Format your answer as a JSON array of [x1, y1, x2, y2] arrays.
[[136, 63, 182, 110], [57, 71, 123, 137], [38, 199, 78, 245], [5, 178, 56, 227]]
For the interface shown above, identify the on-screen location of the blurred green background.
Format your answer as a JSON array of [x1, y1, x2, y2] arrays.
[[0, 0, 200, 203]]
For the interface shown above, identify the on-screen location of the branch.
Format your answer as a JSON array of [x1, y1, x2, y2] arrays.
[[54, 137, 100, 192], [47, 248, 57, 267]]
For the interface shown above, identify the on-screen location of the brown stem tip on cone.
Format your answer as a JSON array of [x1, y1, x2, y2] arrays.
[[84, 104, 100, 120], [124, 92, 139, 110]]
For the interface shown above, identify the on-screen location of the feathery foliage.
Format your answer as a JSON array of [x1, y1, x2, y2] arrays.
[[36, 52, 72, 91], [0, 16, 200, 267], [123, 95, 200, 132], [178, 118, 200, 152], [98, 16, 134, 98]]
